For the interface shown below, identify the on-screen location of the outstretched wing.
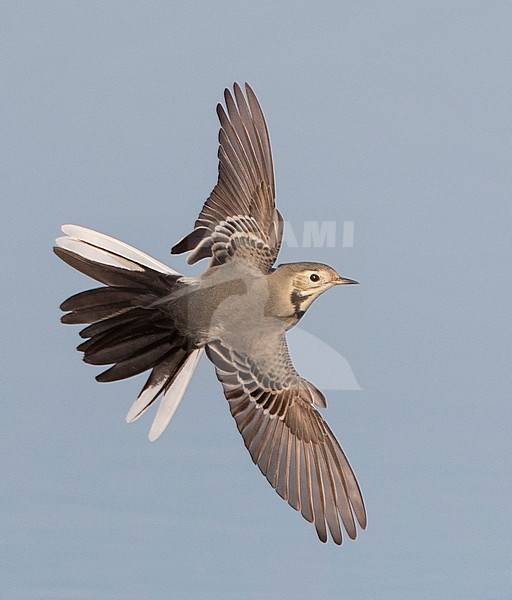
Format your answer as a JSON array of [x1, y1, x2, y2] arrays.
[[205, 337, 366, 545], [171, 83, 283, 274]]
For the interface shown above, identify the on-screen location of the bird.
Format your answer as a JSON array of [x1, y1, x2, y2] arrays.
[[54, 83, 366, 545]]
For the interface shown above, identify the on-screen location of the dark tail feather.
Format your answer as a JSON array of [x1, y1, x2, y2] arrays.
[[54, 224, 203, 440]]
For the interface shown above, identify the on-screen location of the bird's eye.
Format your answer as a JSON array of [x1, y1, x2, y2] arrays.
[[310, 273, 320, 282]]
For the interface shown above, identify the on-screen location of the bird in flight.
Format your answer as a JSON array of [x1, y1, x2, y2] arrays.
[[54, 83, 366, 545]]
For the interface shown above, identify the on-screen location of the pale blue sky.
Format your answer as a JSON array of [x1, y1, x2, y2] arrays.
[[2, 2, 511, 599]]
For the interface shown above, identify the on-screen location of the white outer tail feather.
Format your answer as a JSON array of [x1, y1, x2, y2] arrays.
[[148, 349, 203, 441], [58, 224, 180, 275]]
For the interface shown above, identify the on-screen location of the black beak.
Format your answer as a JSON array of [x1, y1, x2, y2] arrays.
[[335, 276, 359, 285]]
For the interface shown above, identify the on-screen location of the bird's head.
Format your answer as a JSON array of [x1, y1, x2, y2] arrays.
[[272, 262, 358, 318]]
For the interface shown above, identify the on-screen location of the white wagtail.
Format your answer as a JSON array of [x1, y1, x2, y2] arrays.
[[54, 83, 366, 545]]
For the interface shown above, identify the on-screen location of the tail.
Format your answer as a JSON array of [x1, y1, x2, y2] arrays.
[[54, 224, 203, 441]]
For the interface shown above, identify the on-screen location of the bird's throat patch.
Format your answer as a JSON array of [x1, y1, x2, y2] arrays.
[[290, 290, 306, 319]]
